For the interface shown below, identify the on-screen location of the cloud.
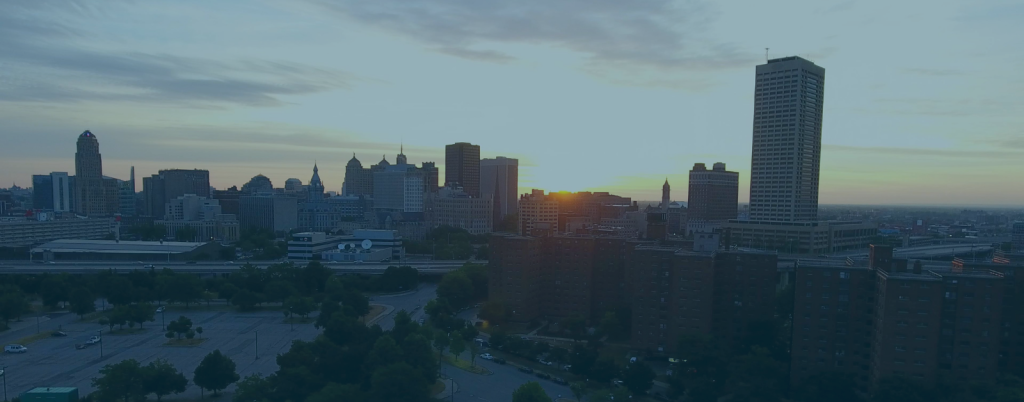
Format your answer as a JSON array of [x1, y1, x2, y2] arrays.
[[308, 0, 753, 71], [903, 68, 964, 76], [0, 2, 352, 107], [825, 144, 1024, 159]]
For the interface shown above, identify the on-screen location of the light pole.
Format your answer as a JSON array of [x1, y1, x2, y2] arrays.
[[161, 309, 166, 331], [255, 330, 259, 360], [2, 365, 7, 402], [97, 330, 104, 359]]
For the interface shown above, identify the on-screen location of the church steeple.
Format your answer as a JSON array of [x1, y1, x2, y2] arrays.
[[308, 162, 324, 201]]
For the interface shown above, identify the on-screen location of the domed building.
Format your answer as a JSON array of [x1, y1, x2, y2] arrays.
[[284, 178, 303, 192], [241, 174, 274, 194], [343, 154, 373, 197], [307, 163, 325, 201]]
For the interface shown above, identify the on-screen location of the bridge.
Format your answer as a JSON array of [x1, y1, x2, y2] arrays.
[[0, 260, 479, 275]]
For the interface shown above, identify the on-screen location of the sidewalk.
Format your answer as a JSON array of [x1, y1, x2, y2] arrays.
[[366, 304, 395, 327], [434, 378, 459, 400]]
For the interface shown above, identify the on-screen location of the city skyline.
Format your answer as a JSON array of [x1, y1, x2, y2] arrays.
[[2, 1, 1023, 206]]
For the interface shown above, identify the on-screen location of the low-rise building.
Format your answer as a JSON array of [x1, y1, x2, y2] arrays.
[[724, 220, 877, 254], [425, 185, 493, 235], [29, 239, 220, 261], [156, 195, 239, 242], [0, 217, 112, 247]]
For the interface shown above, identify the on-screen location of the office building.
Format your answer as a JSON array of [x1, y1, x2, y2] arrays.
[[0, 217, 112, 247], [488, 234, 545, 323], [445, 142, 480, 198], [32, 174, 54, 210], [284, 178, 303, 192], [726, 219, 876, 254], [343, 154, 374, 197], [422, 161, 440, 194], [748, 56, 825, 222], [1013, 222, 1024, 252], [239, 194, 297, 233], [212, 186, 242, 216], [687, 162, 738, 234], [51, 172, 72, 213], [298, 195, 370, 232], [118, 167, 136, 217], [519, 190, 558, 236], [241, 174, 274, 194], [74, 130, 119, 217], [374, 165, 425, 213], [313, 229, 405, 262], [481, 157, 519, 227], [425, 185, 493, 235], [156, 194, 239, 242], [143, 169, 211, 217]]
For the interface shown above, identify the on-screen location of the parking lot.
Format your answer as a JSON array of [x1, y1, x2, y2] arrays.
[[0, 308, 319, 399]]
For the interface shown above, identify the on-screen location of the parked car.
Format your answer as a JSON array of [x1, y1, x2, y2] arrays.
[[480, 353, 494, 360], [86, 336, 101, 345], [144, 264, 155, 269], [561, 364, 572, 371], [494, 358, 507, 365], [518, 366, 534, 374], [156, 306, 165, 313], [535, 372, 551, 380], [552, 378, 569, 385], [5, 344, 28, 353], [51, 331, 68, 337]]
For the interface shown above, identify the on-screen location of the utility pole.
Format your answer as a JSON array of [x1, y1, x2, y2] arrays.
[[97, 330, 104, 359], [2, 365, 7, 402]]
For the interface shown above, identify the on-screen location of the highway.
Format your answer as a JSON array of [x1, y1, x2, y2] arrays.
[[0, 260, 480, 275]]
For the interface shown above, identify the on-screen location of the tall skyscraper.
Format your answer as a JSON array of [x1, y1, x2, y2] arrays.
[[74, 130, 118, 217], [445, 142, 480, 198], [50, 172, 71, 212], [143, 169, 211, 217], [687, 162, 739, 227], [481, 156, 519, 226], [748, 56, 825, 222], [661, 179, 670, 212], [32, 174, 54, 210]]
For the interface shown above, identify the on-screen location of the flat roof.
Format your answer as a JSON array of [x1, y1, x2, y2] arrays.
[[24, 387, 78, 393], [31, 239, 207, 254]]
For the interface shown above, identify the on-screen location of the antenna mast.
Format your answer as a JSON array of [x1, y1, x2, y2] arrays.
[[765, 48, 769, 62]]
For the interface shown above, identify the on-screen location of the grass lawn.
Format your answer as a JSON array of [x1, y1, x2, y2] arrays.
[[14, 331, 57, 346], [360, 304, 387, 324], [441, 354, 492, 375], [163, 338, 208, 347], [430, 380, 446, 396]]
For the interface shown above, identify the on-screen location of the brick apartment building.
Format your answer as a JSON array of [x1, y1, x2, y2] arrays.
[[488, 234, 544, 322], [792, 245, 1018, 389], [629, 247, 778, 353]]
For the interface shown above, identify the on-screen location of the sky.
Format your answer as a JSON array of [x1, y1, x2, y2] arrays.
[[1, 0, 1022, 206]]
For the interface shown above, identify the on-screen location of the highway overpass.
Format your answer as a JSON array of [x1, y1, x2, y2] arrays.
[[0, 260, 480, 275]]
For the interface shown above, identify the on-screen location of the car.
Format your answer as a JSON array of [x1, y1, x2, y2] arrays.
[[479, 353, 494, 360], [51, 331, 68, 337], [224, 261, 235, 265], [156, 306, 165, 313], [562, 364, 572, 371], [629, 357, 638, 364], [144, 264, 155, 269], [518, 366, 534, 374], [552, 378, 569, 385], [47, 261, 56, 264], [5, 344, 28, 353], [535, 372, 551, 380], [418, 318, 425, 324], [538, 359, 553, 366], [494, 358, 507, 365], [86, 336, 101, 345]]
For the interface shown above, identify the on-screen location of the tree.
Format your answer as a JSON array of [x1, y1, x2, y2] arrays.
[[570, 382, 586, 402], [371, 363, 429, 402], [512, 382, 552, 402], [233, 374, 274, 402], [590, 357, 620, 384], [449, 335, 466, 361], [622, 362, 656, 395], [231, 289, 263, 311], [479, 300, 507, 325], [433, 331, 450, 360], [307, 383, 366, 402], [436, 271, 474, 308], [174, 226, 198, 242], [264, 280, 297, 304], [469, 340, 481, 367], [167, 316, 193, 339], [142, 359, 188, 402], [793, 372, 863, 402], [560, 315, 587, 342], [39, 274, 71, 308], [127, 303, 155, 328], [70, 287, 96, 318], [92, 359, 147, 402], [193, 350, 240, 397], [286, 296, 316, 319], [196, 326, 203, 339], [569, 344, 599, 377], [365, 335, 404, 373], [159, 274, 204, 307], [0, 285, 30, 325]]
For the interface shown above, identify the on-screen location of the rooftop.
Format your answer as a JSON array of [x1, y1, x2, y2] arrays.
[[30, 239, 207, 254]]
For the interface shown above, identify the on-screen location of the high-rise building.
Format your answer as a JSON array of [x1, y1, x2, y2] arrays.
[[519, 190, 558, 236], [143, 169, 211, 217], [687, 162, 739, 234], [481, 157, 519, 228], [118, 167, 136, 217], [239, 194, 297, 233], [156, 194, 239, 242], [661, 179, 670, 212], [32, 174, 54, 210], [748, 56, 825, 222], [445, 142, 480, 198], [74, 130, 118, 217], [1013, 221, 1024, 252], [51, 172, 72, 213], [343, 154, 373, 197]]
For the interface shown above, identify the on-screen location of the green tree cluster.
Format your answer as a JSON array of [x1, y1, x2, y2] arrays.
[[91, 358, 188, 402]]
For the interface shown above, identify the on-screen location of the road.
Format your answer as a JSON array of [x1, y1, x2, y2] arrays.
[[445, 356, 573, 402], [0, 260, 475, 275], [371, 283, 439, 331]]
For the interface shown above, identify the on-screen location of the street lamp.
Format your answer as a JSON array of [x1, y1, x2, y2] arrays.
[[161, 308, 166, 331], [1, 365, 7, 402], [255, 330, 259, 360], [97, 330, 104, 358]]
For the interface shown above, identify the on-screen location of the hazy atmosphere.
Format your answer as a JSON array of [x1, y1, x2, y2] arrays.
[[2, 0, 1022, 205]]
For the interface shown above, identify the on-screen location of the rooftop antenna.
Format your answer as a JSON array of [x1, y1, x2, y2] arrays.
[[765, 48, 769, 62]]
